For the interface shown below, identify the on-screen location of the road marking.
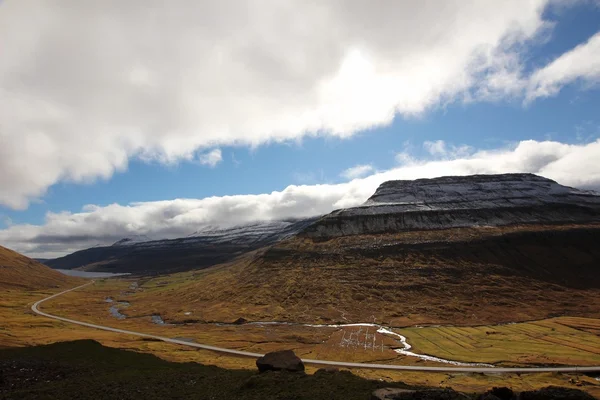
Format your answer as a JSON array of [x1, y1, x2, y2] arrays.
[[32, 282, 600, 373]]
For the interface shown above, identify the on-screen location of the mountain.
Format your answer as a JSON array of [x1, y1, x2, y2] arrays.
[[44, 218, 319, 275], [302, 173, 600, 238], [112, 235, 153, 246], [0, 245, 81, 290], [133, 173, 600, 326]]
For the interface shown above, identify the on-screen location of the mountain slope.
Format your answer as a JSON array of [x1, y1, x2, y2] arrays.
[[0, 245, 81, 290], [131, 174, 600, 326], [44, 218, 319, 275], [303, 173, 600, 238]]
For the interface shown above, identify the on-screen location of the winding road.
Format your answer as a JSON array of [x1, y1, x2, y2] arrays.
[[32, 282, 600, 373]]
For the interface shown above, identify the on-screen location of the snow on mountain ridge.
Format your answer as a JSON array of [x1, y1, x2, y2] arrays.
[[302, 173, 600, 238], [112, 235, 153, 246], [107, 218, 319, 249], [355, 173, 600, 214]]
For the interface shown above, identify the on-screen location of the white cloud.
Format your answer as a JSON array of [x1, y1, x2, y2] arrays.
[[527, 31, 600, 101], [423, 140, 474, 158], [197, 149, 222, 167], [2, 138, 599, 258], [0, 0, 577, 209], [341, 164, 375, 179]]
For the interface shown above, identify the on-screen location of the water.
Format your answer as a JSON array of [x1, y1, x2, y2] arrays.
[[109, 301, 130, 319], [247, 321, 493, 366], [54, 269, 131, 278]]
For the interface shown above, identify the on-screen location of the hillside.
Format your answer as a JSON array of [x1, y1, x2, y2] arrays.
[[129, 174, 600, 326], [0, 245, 81, 290], [44, 218, 318, 275]]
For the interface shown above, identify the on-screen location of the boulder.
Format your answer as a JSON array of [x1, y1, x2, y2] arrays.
[[232, 317, 247, 325], [314, 367, 340, 375], [255, 350, 304, 373], [371, 388, 416, 399], [519, 386, 595, 400]]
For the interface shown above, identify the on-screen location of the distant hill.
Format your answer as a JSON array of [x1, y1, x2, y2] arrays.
[[0, 245, 81, 290], [133, 173, 600, 326], [44, 218, 319, 275]]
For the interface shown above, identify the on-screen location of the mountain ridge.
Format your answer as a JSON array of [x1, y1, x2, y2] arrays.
[[302, 173, 600, 239], [44, 217, 319, 274]]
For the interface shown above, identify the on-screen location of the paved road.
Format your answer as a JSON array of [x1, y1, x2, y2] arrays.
[[32, 282, 600, 373]]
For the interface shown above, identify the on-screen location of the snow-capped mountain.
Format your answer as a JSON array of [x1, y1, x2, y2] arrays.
[[45, 217, 318, 274], [186, 219, 314, 244], [112, 235, 153, 246], [302, 173, 600, 238]]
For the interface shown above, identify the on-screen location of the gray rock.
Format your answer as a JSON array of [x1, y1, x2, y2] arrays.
[[255, 350, 304, 373], [371, 388, 416, 399]]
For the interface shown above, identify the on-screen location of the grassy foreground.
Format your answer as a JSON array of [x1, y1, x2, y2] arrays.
[[3, 283, 600, 398], [0, 340, 413, 400]]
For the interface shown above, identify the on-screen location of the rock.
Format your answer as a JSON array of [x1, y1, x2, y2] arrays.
[[371, 388, 416, 399], [255, 350, 304, 373], [314, 367, 340, 375], [480, 387, 515, 400], [232, 317, 247, 325], [519, 386, 596, 400], [371, 387, 469, 400]]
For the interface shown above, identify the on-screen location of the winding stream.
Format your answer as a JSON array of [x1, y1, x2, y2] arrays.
[[109, 301, 130, 319], [246, 321, 492, 367], [106, 299, 490, 366]]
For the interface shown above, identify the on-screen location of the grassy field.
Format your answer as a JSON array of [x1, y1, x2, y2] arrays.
[[399, 318, 600, 366], [39, 279, 600, 367], [2, 282, 600, 397]]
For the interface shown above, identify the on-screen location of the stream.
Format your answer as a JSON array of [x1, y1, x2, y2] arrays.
[[248, 321, 493, 367], [106, 299, 490, 366]]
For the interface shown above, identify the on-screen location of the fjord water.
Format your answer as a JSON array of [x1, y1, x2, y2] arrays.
[[54, 269, 130, 278]]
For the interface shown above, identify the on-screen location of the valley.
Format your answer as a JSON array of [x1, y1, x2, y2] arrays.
[[3, 173, 600, 398]]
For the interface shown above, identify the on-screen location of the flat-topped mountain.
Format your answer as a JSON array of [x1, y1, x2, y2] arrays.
[[303, 173, 600, 238], [365, 173, 597, 208]]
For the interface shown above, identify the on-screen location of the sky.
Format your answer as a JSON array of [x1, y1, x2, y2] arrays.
[[0, 0, 599, 258]]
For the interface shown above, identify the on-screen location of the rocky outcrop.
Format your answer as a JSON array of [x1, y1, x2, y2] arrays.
[[303, 174, 600, 239], [372, 386, 595, 400], [255, 350, 305, 373]]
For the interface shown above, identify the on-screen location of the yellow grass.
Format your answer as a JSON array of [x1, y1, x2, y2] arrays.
[[2, 282, 600, 397], [399, 319, 600, 366]]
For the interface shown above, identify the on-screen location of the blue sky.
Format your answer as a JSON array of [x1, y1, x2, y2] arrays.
[[9, 83, 599, 229], [0, 0, 599, 256]]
